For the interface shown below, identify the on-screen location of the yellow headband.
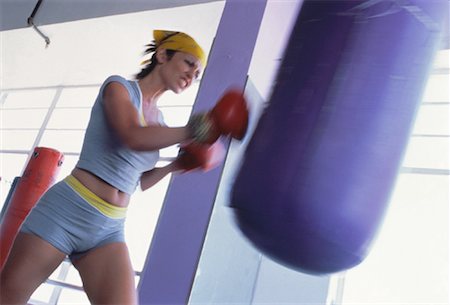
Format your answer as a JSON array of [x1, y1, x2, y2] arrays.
[[145, 30, 206, 68]]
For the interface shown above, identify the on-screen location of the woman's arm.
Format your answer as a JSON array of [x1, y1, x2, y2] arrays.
[[140, 138, 227, 191], [103, 82, 191, 151], [140, 162, 182, 191]]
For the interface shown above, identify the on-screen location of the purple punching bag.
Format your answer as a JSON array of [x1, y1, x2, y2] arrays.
[[231, 0, 447, 274]]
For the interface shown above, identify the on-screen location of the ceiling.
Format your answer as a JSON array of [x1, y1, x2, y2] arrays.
[[1, 0, 448, 47], [0, 1, 226, 90], [0, 0, 222, 31]]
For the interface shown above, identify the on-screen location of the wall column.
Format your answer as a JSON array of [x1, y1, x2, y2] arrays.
[[138, 1, 268, 304]]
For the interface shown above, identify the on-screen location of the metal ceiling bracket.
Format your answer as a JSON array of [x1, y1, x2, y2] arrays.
[[27, 0, 50, 47]]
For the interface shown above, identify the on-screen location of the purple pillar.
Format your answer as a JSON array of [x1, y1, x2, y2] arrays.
[[231, 0, 447, 274], [137, 1, 267, 304]]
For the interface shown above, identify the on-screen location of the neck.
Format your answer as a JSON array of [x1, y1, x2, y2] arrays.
[[138, 71, 166, 106]]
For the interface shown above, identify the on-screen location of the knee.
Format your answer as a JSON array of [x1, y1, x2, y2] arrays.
[[0, 268, 32, 305], [84, 285, 138, 305]]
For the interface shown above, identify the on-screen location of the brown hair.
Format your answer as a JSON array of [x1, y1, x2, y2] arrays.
[[135, 35, 178, 80]]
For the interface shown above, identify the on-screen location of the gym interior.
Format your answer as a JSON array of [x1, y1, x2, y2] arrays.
[[0, 1, 448, 304]]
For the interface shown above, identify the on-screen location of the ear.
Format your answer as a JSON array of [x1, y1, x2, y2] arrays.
[[156, 48, 168, 64]]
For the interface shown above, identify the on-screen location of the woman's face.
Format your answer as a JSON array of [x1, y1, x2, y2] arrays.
[[160, 51, 203, 94]]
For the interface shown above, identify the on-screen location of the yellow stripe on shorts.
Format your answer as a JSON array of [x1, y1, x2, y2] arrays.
[[64, 175, 127, 219]]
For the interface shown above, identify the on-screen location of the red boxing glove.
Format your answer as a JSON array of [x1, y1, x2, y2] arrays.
[[187, 113, 221, 144], [176, 140, 226, 172], [211, 89, 249, 140], [187, 89, 249, 144]]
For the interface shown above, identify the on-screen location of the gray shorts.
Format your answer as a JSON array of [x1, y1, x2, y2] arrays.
[[20, 177, 126, 261]]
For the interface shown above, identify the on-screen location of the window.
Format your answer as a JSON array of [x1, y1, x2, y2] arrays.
[[0, 82, 198, 304], [328, 49, 449, 305]]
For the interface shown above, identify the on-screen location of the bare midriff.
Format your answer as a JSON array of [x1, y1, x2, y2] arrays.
[[71, 168, 131, 208]]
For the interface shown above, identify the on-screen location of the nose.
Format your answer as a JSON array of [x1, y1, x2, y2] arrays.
[[185, 72, 198, 87], [186, 68, 196, 80]]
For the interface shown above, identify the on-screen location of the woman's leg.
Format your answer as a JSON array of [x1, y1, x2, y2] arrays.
[[0, 232, 67, 305], [72, 242, 137, 305]]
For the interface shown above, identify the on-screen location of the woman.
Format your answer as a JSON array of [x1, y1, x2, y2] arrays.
[[0, 30, 218, 305]]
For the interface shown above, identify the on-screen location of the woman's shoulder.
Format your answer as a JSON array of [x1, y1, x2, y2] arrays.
[[100, 75, 141, 108], [103, 75, 129, 86], [100, 75, 134, 94]]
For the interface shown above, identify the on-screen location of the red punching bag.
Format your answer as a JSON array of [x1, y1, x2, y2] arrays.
[[0, 147, 64, 269]]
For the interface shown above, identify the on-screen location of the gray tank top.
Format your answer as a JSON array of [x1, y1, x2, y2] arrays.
[[76, 75, 163, 194]]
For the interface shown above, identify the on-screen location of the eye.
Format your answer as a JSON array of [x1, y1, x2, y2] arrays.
[[184, 59, 195, 68], [184, 59, 201, 79]]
